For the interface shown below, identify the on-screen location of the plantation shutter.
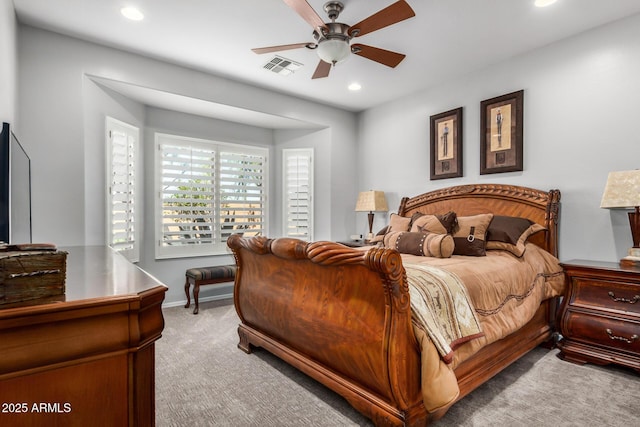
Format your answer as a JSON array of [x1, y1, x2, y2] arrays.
[[219, 150, 266, 241], [283, 148, 313, 240], [155, 133, 268, 258], [107, 118, 139, 262], [158, 141, 216, 253]]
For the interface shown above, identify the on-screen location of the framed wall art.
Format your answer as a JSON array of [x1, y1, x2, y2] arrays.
[[480, 90, 523, 174], [430, 107, 463, 180]]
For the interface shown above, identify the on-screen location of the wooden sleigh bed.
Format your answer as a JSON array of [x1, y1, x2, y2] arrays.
[[227, 184, 563, 426]]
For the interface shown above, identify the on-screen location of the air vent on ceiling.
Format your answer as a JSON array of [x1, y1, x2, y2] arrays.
[[263, 56, 303, 76]]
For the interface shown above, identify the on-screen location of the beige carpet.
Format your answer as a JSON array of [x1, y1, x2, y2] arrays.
[[156, 299, 638, 426]]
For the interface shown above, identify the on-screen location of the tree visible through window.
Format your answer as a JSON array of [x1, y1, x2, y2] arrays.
[[155, 133, 268, 258], [219, 150, 266, 241]]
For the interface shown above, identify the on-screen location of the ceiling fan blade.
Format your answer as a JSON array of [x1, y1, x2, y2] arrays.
[[349, 0, 416, 38], [283, 0, 327, 31], [252, 43, 311, 54], [312, 60, 331, 79], [351, 44, 406, 68]]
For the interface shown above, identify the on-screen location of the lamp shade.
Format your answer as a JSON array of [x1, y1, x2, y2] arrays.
[[600, 170, 640, 209], [355, 191, 388, 212]]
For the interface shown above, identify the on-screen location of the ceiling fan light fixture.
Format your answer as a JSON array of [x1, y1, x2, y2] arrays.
[[316, 38, 350, 65]]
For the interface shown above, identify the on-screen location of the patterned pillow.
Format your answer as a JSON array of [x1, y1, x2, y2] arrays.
[[486, 216, 546, 257], [383, 231, 454, 258], [410, 211, 457, 235], [452, 214, 494, 256]]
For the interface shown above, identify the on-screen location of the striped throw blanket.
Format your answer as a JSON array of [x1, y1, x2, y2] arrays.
[[405, 263, 484, 364]]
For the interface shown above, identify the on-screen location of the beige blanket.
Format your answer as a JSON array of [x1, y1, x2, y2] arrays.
[[402, 244, 566, 412], [406, 264, 484, 364]]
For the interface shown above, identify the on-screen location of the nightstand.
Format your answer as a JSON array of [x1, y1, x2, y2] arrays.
[[337, 240, 368, 248], [558, 260, 640, 372]]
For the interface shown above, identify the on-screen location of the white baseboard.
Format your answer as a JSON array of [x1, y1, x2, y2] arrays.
[[162, 292, 233, 308]]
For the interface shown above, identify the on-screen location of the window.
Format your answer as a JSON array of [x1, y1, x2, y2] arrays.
[[155, 133, 268, 258], [283, 148, 313, 241], [106, 117, 140, 262]]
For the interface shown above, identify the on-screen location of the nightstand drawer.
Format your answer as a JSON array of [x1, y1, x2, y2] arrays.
[[571, 278, 640, 315], [563, 310, 640, 354]]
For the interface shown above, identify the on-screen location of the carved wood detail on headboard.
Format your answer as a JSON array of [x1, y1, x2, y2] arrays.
[[397, 184, 561, 257]]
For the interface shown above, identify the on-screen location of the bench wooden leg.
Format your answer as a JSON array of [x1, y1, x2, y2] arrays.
[[184, 277, 191, 309], [193, 282, 200, 315]]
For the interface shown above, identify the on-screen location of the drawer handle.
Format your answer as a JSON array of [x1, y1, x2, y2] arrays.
[[606, 329, 639, 344], [607, 291, 640, 304]]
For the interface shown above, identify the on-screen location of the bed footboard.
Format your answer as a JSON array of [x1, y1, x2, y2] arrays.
[[227, 235, 427, 426]]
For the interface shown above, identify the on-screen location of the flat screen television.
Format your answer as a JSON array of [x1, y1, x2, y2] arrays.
[[0, 122, 32, 244]]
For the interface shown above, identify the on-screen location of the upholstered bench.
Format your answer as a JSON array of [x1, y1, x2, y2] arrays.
[[184, 265, 236, 314]]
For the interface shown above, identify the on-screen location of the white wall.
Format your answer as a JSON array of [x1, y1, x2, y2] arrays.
[[357, 13, 640, 263], [83, 80, 147, 246], [17, 24, 358, 305], [0, 0, 17, 124]]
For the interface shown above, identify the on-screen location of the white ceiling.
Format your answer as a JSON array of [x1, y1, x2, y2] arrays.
[[89, 75, 323, 129], [13, 0, 640, 114]]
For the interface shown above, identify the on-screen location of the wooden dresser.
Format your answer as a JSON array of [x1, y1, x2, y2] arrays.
[[558, 260, 640, 372], [0, 246, 167, 426]]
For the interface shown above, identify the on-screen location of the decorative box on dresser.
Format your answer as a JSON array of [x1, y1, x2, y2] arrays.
[[0, 246, 167, 426], [558, 260, 640, 372]]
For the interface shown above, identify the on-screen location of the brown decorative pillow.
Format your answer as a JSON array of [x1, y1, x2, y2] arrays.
[[452, 214, 494, 256], [388, 213, 412, 232], [410, 211, 457, 235], [383, 231, 454, 258], [487, 216, 534, 243], [486, 216, 546, 257], [370, 213, 411, 244]]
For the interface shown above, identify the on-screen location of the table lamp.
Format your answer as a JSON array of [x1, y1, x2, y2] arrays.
[[355, 190, 388, 241], [600, 170, 640, 267]]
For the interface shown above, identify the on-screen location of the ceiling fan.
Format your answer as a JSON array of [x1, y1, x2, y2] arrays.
[[252, 0, 416, 79]]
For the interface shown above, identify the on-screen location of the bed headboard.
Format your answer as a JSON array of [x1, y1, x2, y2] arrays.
[[397, 184, 561, 256]]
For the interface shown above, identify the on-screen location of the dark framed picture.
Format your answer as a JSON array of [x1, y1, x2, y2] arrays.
[[480, 90, 524, 175], [430, 107, 463, 180]]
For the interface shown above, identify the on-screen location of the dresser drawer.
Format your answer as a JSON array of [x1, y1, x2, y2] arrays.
[[571, 278, 640, 315], [563, 310, 640, 354]]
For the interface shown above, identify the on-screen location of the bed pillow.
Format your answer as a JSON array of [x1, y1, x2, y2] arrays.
[[388, 213, 411, 232], [452, 214, 494, 256], [370, 226, 388, 244], [370, 213, 411, 244], [486, 216, 546, 257], [410, 211, 457, 235], [383, 231, 454, 258]]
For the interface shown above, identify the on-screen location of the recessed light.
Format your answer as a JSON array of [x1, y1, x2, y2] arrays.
[[534, 0, 557, 7], [348, 83, 362, 91], [121, 6, 144, 21]]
